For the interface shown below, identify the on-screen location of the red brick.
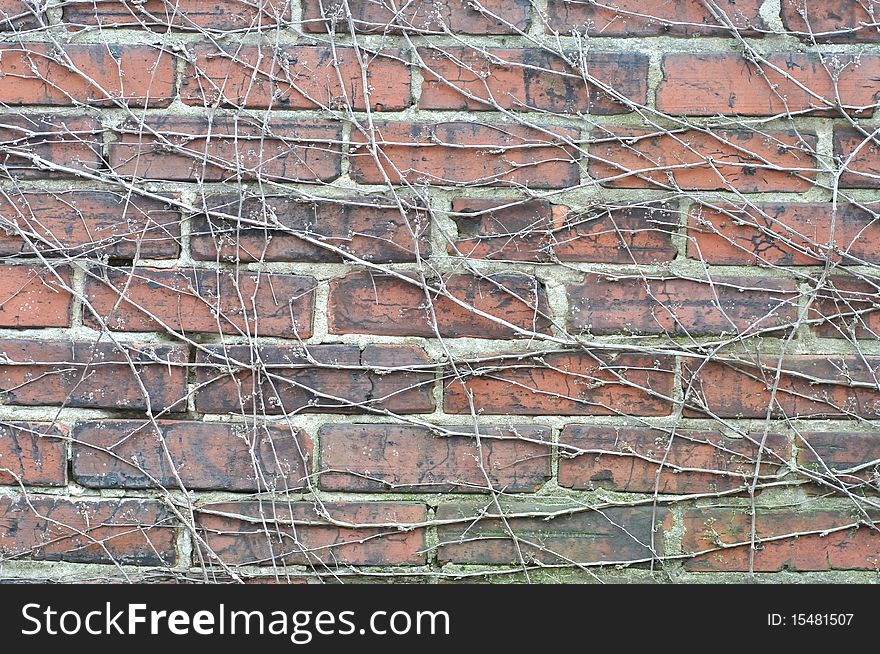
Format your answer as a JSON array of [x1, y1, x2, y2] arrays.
[[196, 501, 426, 565], [0, 265, 73, 328], [450, 199, 677, 263], [834, 126, 880, 188], [73, 420, 312, 491], [797, 431, 880, 490], [0, 495, 177, 564], [190, 194, 429, 263], [559, 426, 789, 494], [683, 508, 880, 571], [658, 53, 880, 116], [84, 267, 315, 338], [444, 351, 674, 416], [0, 0, 40, 28], [64, 0, 290, 30], [683, 356, 880, 419], [319, 424, 551, 492], [109, 116, 342, 182], [589, 127, 817, 192], [350, 121, 580, 188], [194, 344, 434, 415], [302, 0, 530, 34], [437, 503, 666, 565], [0, 44, 175, 108], [781, 0, 880, 42], [687, 202, 880, 266], [545, 0, 765, 36], [0, 339, 188, 411], [0, 191, 181, 259], [0, 422, 67, 486], [182, 46, 411, 110], [328, 271, 551, 338], [419, 48, 647, 113], [809, 276, 880, 338], [568, 274, 798, 336], [0, 114, 101, 179]]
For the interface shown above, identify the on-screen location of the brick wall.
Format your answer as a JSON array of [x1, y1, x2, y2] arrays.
[[0, 0, 878, 582]]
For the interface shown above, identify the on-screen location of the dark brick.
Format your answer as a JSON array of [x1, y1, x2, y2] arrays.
[[450, 199, 678, 263], [194, 344, 434, 415], [568, 274, 798, 336], [420, 48, 647, 113], [302, 0, 530, 34], [0, 495, 177, 564], [73, 420, 312, 491], [196, 501, 427, 565], [190, 194, 429, 264], [437, 502, 667, 565]]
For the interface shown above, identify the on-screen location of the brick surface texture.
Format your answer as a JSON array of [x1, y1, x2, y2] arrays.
[[0, 0, 877, 584]]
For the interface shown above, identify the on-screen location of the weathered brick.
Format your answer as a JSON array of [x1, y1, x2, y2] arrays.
[[809, 276, 880, 338], [0, 114, 102, 179], [444, 351, 675, 416], [834, 126, 880, 188], [781, 0, 880, 43], [64, 0, 290, 30], [196, 501, 427, 565], [302, 0, 530, 34], [797, 432, 880, 491], [0, 265, 73, 328], [182, 46, 411, 110], [319, 424, 551, 492], [419, 48, 647, 113], [190, 194, 429, 263], [0, 422, 67, 486], [682, 508, 880, 571], [0, 339, 189, 411], [350, 122, 580, 188], [0, 0, 41, 29], [450, 199, 677, 263], [84, 267, 316, 337], [687, 202, 880, 266], [73, 420, 312, 491], [328, 271, 551, 338], [0, 44, 175, 108], [658, 53, 880, 116], [0, 495, 177, 564], [194, 344, 434, 415], [589, 127, 817, 192], [545, 0, 765, 36], [683, 356, 880, 419], [568, 274, 798, 336], [0, 191, 181, 259], [109, 116, 342, 182], [559, 426, 789, 494], [437, 502, 666, 565]]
